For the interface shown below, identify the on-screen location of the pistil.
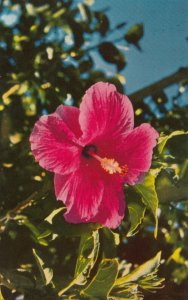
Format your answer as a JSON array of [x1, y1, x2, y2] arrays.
[[89, 152, 128, 176]]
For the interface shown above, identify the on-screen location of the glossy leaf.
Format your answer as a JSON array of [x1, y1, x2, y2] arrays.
[[74, 230, 100, 285], [32, 249, 53, 286], [135, 172, 159, 238], [114, 251, 163, 288], [45, 207, 65, 224], [127, 199, 146, 237], [158, 130, 188, 154], [58, 231, 99, 296], [0, 288, 4, 300], [81, 259, 119, 299], [101, 228, 120, 258]]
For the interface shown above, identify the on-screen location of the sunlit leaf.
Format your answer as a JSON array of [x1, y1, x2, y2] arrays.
[[2, 84, 20, 103], [9, 132, 23, 144], [0, 288, 4, 300], [81, 259, 119, 299], [45, 207, 65, 224], [158, 130, 188, 154], [127, 199, 146, 237], [74, 230, 99, 284], [135, 172, 159, 238], [22, 97, 37, 116], [111, 285, 143, 300], [32, 249, 53, 286], [20, 218, 49, 246], [167, 247, 185, 265], [114, 252, 164, 292], [78, 3, 92, 22], [58, 231, 99, 296], [52, 8, 66, 19]]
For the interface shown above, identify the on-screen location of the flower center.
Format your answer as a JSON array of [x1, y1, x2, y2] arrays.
[[92, 153, 128, 175], [82, 145, 128, 176], [82, 144, 97, 159]]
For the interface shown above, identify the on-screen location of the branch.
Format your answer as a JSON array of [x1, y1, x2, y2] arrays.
[[128, 67, 188, 102], [0, 179, 52, 230], [84, 36, 124, 52]]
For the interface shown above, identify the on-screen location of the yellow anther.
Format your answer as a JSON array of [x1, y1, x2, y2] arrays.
[[90, 152, 128, 176], [101, 158, 122, 174]]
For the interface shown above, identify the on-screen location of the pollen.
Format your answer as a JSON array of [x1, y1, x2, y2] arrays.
[[100, 158, 128, 175], [88, 151, 128, 176], [101, 158, 122, 174]]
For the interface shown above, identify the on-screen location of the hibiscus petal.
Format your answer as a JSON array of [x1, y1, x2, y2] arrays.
[[54, 163, 104, 223], [30, 106, 82, 174], [91, 177, 125, 229], [118, 124, 159, 185], [55, 105, 82, 138], [79, 82, 134, 143]]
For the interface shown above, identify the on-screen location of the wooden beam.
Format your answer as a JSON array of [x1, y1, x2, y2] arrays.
[[128, 67, 188, 102]]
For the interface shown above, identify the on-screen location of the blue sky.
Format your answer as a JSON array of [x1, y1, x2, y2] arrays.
[[93, 0, 188, 93], [0, 0, 187, 95]]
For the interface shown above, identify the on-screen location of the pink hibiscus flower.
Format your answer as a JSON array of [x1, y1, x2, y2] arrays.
[[30, 82, 159, 229]]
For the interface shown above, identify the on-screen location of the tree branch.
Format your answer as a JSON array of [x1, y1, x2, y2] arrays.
[[128, 67, 188, 102]]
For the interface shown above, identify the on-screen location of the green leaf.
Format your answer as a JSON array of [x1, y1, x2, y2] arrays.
[[125, 23, 144, 50], [67, 19, 84, 48], [74, 230, 100, 285], [135, 172, 159, 238], [167, 247, 185, 264], [32, 249, 53, 286], [158, 130, 188, 154], [0, 288, 4, 300], [45, 207, 65, 224], [81, 259, 119, 299], [95, 12, 110, 36], [58, 231, 100, 296], [111, 285, 144, 300], [0, 267, 34, 290], [101, 228, 120, 258], [18, 217, 49, 246], [127, 199, 146, 237], [52, 213, 101, 237], [114, 251, 162, 287], [52, 8, 66, 19], [78, 3, 92, 22], [98, 42, 126, 71]]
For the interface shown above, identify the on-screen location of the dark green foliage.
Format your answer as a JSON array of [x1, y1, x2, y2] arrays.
[[0, 1, 188, 299], [98, 42, 126, 71], [125, 23, 144, 50]]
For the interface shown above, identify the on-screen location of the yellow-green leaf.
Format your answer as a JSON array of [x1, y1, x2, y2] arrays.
[[115, 251, 162, 286], [45, 207, 65, 224], [74, 230, 99, 285], [0, 288, 4, 300], [158, 130, 188, 154], [32, 249, 53, 286], [58, 231, 100, 296]]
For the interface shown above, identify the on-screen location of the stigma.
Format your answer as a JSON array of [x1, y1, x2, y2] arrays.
[[91, 153, 128, 176]]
